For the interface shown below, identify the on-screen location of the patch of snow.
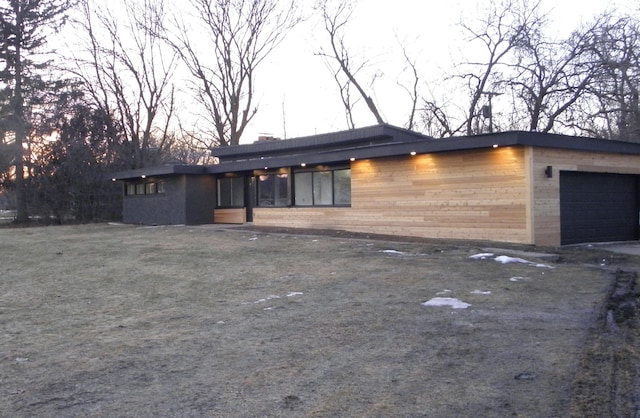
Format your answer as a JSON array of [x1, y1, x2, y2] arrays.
[[494, 255, 553, 268], [249, 292, 304, 305], [436, 289, 452, 295], [286, 292, 304, 297], [469, 253, 494, 260], [472, 253, 553, 268], [380, 249, 429, 257], [471, 290, 491, 295], [380, 249, 410, 256], [249, 236, 258, 241], [254, 295, 280, 304], [422, 297, 471, 309], [509, 276, 528, 282], [495, 255, 526, 264]]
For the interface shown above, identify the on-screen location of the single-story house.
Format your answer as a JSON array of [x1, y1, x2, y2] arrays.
[[111, 124, 640, 246]]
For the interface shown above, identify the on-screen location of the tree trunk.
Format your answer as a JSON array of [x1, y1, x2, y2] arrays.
[[13, 2, 28, 223]]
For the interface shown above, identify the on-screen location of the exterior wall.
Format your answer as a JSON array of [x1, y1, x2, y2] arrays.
[[254, 147, 533, 243], [123, 176, 186, 225], [531, 147, 640, 246], [123, 175, 215, 225], [185, 175, 216, 224]]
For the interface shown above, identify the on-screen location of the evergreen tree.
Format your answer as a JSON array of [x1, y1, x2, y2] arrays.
[[0, 0, 74, 222]]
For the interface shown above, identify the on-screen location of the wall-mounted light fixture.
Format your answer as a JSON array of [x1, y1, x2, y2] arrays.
[[141, 175, 146, 179], [349, 157, 356, 162], [492, 144, 499, 148], [300, 163, 306, 167], [410, 151, 417, 156], [544, 165, 553, 178]]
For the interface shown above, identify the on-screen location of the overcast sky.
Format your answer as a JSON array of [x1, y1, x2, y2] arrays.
[[242, 0, 635, 143], [76, 0, 636, 144]]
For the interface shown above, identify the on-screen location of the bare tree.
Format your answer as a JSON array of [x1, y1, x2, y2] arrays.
[[502, 11, 602, 133], [418, 87, 469, 138], [70, 0, 178, 169], [457, 0, 539, 135], [580, 13, 640, 141], [324, 59, 359, 129], [164, 0, 301, 147], [395, 35, 420, 131], [315, 0, 385, 127]]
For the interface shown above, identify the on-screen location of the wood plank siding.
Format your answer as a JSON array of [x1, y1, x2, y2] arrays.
[[213, 208, 246, 224], [116, 125, 640, 244], [531, 147, 640, 246], [254, 147, 532, 243]]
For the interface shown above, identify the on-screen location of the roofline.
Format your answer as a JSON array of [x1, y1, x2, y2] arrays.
[[205, 129, 640, 174], [109, 164, 207, 181], [466, 130, 640, 154], [210, 124, 432, 160], [110, 126, 640, 179]]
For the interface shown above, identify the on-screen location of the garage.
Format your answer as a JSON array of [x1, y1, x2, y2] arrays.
[[560, 171, 639, 245]]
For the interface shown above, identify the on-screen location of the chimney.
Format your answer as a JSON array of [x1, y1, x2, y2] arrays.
[[256, 134, 279, 143]]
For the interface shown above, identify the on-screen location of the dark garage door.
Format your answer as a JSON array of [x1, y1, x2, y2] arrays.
[[560, 171, 639, 245]]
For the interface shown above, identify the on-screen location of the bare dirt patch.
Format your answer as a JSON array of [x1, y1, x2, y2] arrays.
[[0, 224, 637, 417]]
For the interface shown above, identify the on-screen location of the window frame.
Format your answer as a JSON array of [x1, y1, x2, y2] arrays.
[[254, 169, 291, 207], [124, 179, 166, 196], [217, 175, 245, 208], [293, 165, 351, 207]]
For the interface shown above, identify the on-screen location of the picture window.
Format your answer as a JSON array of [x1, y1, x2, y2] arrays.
[[217, 176, 245, 207], [294, 168, 351, 206], [256, 171, 290, 207]]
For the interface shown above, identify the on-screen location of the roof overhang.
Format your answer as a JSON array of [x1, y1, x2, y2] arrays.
[[210, 124, 431, 161], [206, 126, 640, 174], [110, 124, 640, 179], [109, 164, 208, 181]]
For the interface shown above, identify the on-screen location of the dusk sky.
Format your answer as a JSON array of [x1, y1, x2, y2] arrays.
[[245, 0, 635, 143], [77, 0, 637, 144]]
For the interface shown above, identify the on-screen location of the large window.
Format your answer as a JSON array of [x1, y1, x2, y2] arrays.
[[217, 176, 245, 207], [294, 168, 351, 206], [333, 169, 352, 205], [125, 180, 165, 196], [256, 170, 290, 207]]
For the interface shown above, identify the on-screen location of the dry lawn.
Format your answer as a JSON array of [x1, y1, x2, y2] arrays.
[[0, 223, 637, 417]]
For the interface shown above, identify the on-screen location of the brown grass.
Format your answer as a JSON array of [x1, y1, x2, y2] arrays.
[[0, 223, 637, 417]]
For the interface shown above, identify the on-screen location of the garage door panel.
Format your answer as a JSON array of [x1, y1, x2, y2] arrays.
[[560, 171, 638, 245]]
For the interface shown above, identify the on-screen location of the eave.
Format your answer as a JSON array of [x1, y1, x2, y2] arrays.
[[207, 126, 640, 174], [109, 164, 208, 181]]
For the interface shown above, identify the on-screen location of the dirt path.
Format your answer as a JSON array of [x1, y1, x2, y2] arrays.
[[0, 224, 637, 417]]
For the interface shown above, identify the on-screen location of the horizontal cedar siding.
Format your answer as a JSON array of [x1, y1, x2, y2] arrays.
[[253, 147, 530, 243], [531, 147, 640, 246], [214, 208, 246, 224]]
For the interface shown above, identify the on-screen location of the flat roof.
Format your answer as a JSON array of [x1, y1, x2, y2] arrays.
[[206, 124, 640, 173], [110, 164, 207, 181], [111, 124, 640, 179]]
